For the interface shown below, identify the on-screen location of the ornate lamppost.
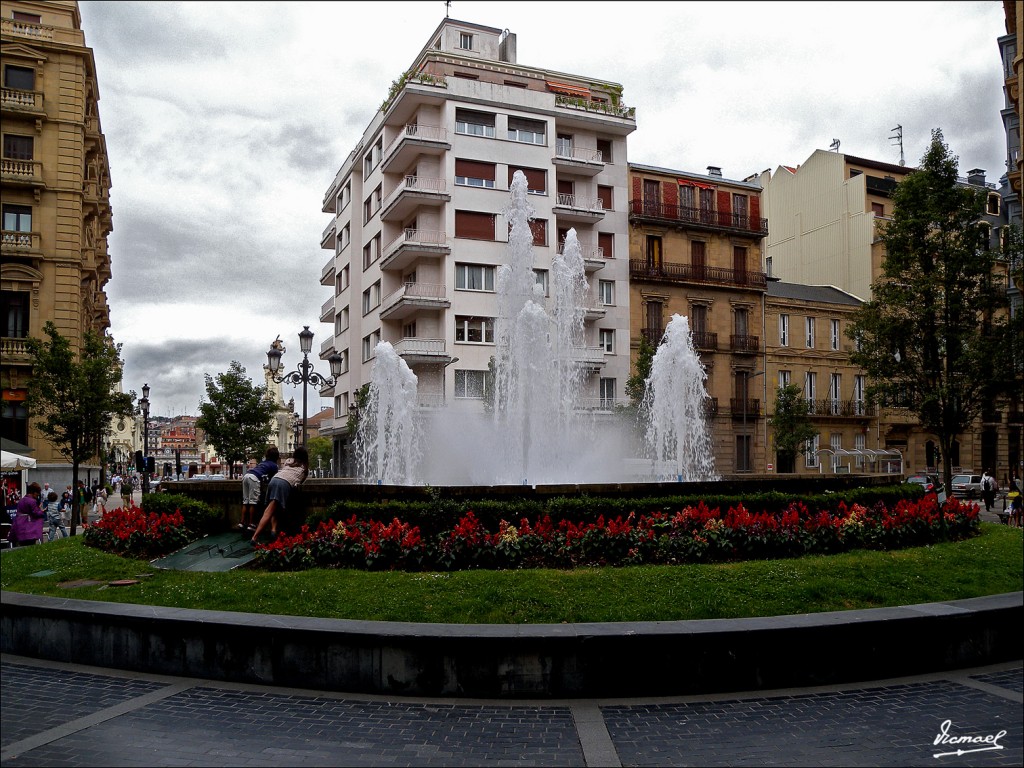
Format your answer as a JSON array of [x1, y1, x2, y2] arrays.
[[139, 383, 150, 494], [267, 327, 343, 447]]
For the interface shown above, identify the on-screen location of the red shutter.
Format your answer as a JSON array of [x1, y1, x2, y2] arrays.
[[597, 185, 613, 210], [508, 166, 546, 193], [456, 159, 495, 180], [749, 196, 761, 231], [530, 219, 547, 246], [455, 211, 495, 240], [598, 232, 614, 259], [663, 181, 678, 209], [717, 190, 731, 226]]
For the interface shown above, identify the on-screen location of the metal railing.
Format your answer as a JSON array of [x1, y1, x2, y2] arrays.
[[629, 199, 768, 235], [384, 228, 448, 255], [557, 242, 605, 260], [805, 399, 872, 417], [730, 334, 760, 353], [555, 193, 604, 212], [629, 259, 767, 288], [691, 330, 718, 350], [553, 143, 603, 163], [380, 282, 448, 314], [729, 398, 760, 419], [384, 124, 449, 161]]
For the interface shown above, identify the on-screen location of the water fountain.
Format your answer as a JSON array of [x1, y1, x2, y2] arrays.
[[355, 171, 718, 485]]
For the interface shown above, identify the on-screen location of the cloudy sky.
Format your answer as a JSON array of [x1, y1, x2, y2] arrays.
[[77, 0, 1008, 417]]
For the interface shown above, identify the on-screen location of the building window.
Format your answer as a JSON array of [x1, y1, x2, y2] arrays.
[[778, 370, 791, 389], [854, 433, 866, 468], [779, 314, 789, 346], [987, 193, 1000, 215], [599, 378, 616, 408], [402, 321, 416, 338], [507, 166, 547, 194], [11, 10, 41, 23], [804, 371, 817, 412], [1, 290, 29, 338], [459, 32, 473, 49], [455, 263, 495, 292], [732, 193, 748, 221], [454, 210, 496, 240], [534, 269, 549, 296], [805, 316, 815, 348], [598, 232, 613, 259], [830, 433, 842, 470], [2, 134, 33, 160], [596, 138, 612, 163], [335, 306, 349, 335], [455, 159, 496, 189], [455, 316, 494, 344], [765, 256, 773, 277], [699, 188, 715, 217], [362, 233, 381, 270], [2, 204, 32, 235], [529, 218, 547, 246], [555, 133, 573, 157], [854, 375, 866, 415], [734, 307, 749, 337], [361, 280, 381, 315], [691, 304, 708, 334], [338, 182, 351, 211], [455, 370, 489, 399], [871, 201, 884, 216], [805, 434, 820, 468], [599, 329, 614, 353], [598, 280, 614, 306], [597, 185, 613, 210], [362, 331, 381, 362], [646, 235, 662, 268], [829, 373, 842, 414], [455, 108, 496, 138], [3, 65, 34, 90], [507, 116, 546, 145]]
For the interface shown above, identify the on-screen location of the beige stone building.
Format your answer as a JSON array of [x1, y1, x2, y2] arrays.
[[1, 0, 113, 476], [627, 163, 768, 474]]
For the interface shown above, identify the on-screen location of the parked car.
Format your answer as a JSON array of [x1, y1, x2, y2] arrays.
[[950, 473, 983, 499], [906, 473, 946, 500]]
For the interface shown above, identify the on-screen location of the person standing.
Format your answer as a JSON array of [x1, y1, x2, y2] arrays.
[[251, 446, 308, 544], [239, 446, 280, 532], [45, 490, 68, 541], [12, 482, 45, 546], [980, 469, 997, 513]]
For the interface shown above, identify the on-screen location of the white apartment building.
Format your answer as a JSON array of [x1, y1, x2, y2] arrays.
[[317, 18, 636, 468]]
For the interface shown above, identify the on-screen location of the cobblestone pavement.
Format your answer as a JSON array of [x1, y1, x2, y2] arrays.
[[1, 655, 1020, 767]]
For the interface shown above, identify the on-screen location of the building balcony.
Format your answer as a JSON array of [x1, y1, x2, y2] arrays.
[[319, 336, 338, 358], [729, 398, 760, 419], [0, 87, 45, 118], [381, 73, 449, 127], [379, 282, 449, 320], [691, 330, 718, 351], [805, 399, 874, 418], [1, 158, 43, 188], [629, 259, 767, 289], [557, 241, 606, 272], [320, 220, 336, 250], [1, 229, 40, 255], [583, 301, 608, 321], [320, 257, 335, 286], [553, 94, 636, 127], [730, 334, 759, 354], [380, 176, 449, 223], [553, 194, 605, 223], [382, 124, 450, 174], [552, 143, 604, 176], [568, 345, 607, 370], [381, 228, 450, 272], [0, 18, 55, 40], [640, 327, 663, 345], [392, 337, 450, 364], [319, 297, 334, 323], [1, 336, 32, 364], [629, 199, 768, 238]]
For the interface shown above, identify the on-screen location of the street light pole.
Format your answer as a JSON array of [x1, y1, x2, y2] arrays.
[[140, 383, 150, 494], [741, 370, 765, 473], [267, 326, 343, 448]]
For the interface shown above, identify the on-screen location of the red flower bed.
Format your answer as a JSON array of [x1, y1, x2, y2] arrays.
[[252, 494, 980, 572], [82, 502, 192, 559]]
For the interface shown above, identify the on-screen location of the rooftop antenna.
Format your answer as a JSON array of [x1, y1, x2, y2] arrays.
[[889, 124, 904, 166], [829, 138, 840, 152], [445, 0, 451, 17]]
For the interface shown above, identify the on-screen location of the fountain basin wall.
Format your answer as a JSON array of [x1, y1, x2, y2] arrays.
[[165, 474, 901, 528], [2, 590, 1020, 698]]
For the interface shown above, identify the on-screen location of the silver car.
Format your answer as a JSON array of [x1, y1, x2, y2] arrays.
[[951, 473, 982, 499]]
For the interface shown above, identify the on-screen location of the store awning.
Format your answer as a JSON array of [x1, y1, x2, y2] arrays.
[[547, 80, 590, 98], [677, 178, 716, 190]]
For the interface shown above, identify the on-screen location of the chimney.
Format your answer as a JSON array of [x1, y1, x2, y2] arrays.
[[966, 168, 986, 186], [499, 30, 516, 63], [707, 165, 722, 178]]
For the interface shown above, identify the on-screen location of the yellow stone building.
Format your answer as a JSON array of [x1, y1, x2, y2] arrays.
[[1, 0, 113, 470]]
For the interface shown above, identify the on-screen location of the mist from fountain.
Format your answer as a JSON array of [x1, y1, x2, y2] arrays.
[[353, 172, 717, 486]]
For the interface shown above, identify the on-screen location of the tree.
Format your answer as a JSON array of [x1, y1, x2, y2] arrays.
[[307, 436, 333, 476], [196, 362, 274, 478], [626, 333, 656, 406], [768, 384, 818, 473], [25, 322, 134, 534], [847, 129, 1016, 490]]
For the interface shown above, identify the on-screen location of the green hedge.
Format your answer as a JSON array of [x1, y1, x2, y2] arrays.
[[141, 492, 221, 535], [310, 484, 923, 534]]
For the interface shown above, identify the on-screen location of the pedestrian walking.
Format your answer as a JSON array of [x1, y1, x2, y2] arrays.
[[239, 446, 279, 532], [980, 469, 997, 513], [252, 446, 308, 544], [11, 482, 45, 546], [45, 490, 68, 541]]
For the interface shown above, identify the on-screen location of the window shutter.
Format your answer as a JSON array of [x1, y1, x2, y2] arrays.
[[455, 211, 495, 240], [456, 159, 495, 180], [508, 166, 546, 193]]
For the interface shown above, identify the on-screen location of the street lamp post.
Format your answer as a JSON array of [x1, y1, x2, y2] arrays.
[[140, 383, 150, 494], [267, 326, 343, 447], [741, 370, 765, 473]]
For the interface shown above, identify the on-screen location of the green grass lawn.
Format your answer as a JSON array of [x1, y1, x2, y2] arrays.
[[1, 523, 1020, 624]]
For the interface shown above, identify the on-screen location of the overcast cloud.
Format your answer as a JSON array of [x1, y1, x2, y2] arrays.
[[76, 1, 1008, 417]]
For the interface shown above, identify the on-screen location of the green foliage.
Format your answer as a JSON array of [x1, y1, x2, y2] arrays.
[[769, 384, 818, 472], [626, 332, 656, 406], [25, 321, 134, 533], [847, 129, 1017, 488], [306, 436, 332, 473], [196, 361, 274, 478], [142, 492, 221, 535]]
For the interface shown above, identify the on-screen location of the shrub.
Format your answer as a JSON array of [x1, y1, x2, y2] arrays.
[[142, 492, 221, 535], [83, 502, 191, 559]]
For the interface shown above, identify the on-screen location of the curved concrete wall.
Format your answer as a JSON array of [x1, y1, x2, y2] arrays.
[[2, 591, 1020, 698]]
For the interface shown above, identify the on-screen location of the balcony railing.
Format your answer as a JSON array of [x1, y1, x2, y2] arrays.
[[1, 230, 39, 251], [1, 87, 43, 111], [392, 337, 447, 358], [384, 123, 449, 160], [629, 259, 767, 288], [729, 398, 760, 419], [380, 282, 447, 315], [629, 199, 768, 235], [805, 399, 872, 417], [730, 334, 759, 353], [1, 18, 54, 40], [691, 330, 718, 350], [554, 142, 603, 163], [704, 397, 719, 418], [553, 94, 635, 119], [557, 242, 605, 260], [641, 327, 664, 345], [384, 227, 448, 253], [1, 158, 42, 183], [1, 337, 31, 360], [555, 193, 604, 212]]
